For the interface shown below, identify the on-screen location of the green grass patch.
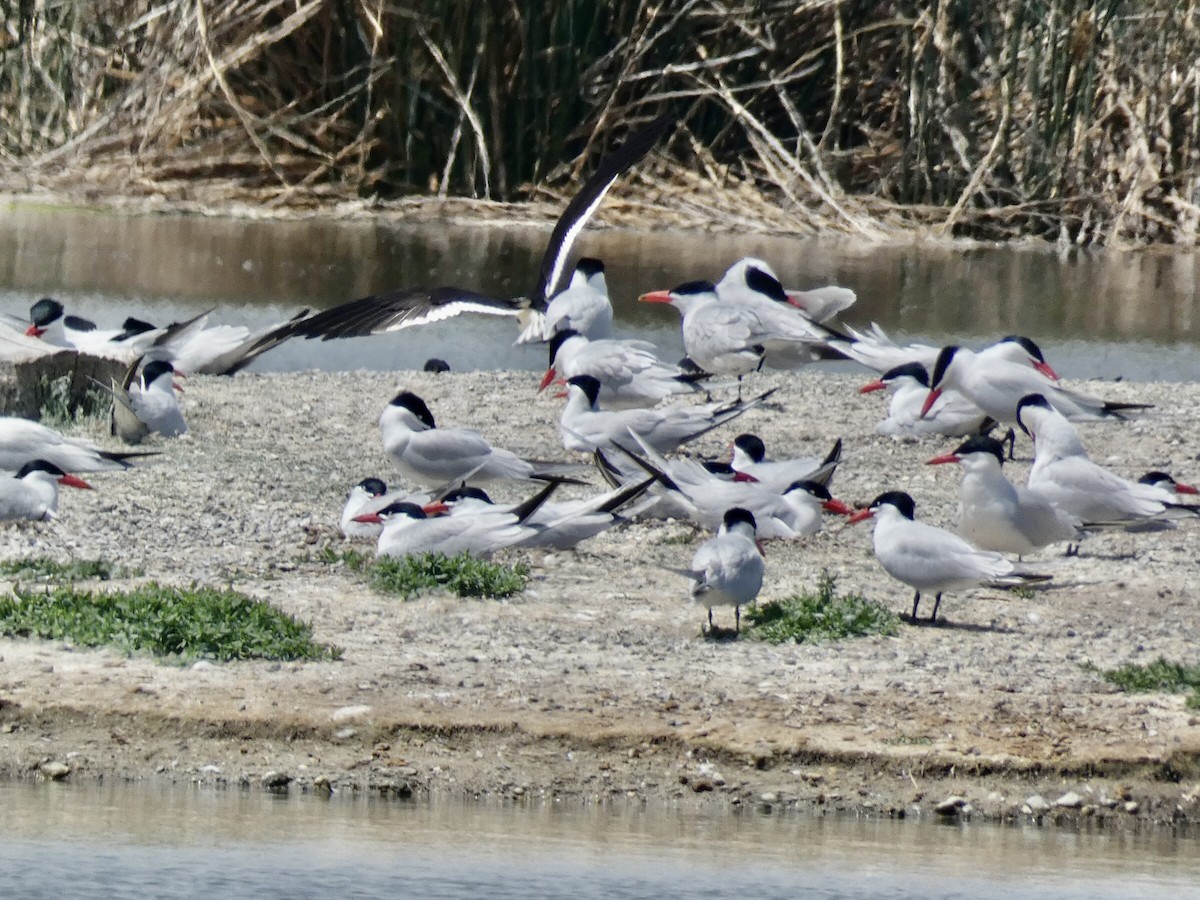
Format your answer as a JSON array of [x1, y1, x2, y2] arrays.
[[0, 557, 133, 582], [323, 547, 528, 599], [746, 572, 899, 644], [1087, 658, 1200, 709], [38, 374, 111, 427], [0, 582, 341, 662]]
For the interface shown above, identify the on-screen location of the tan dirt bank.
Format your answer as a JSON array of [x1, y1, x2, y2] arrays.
[[0, 369, 1198, 828]]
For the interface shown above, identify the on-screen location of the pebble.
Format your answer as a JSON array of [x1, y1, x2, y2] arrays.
[[1055, 791, 1083, 808], [330, 705, 372, 723], [1024, 794, 1051, 814], [261, 770, 292, 791], [39, 761, 70, 781]]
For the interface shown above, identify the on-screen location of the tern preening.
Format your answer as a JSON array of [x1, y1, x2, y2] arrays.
[[0, 460, 92, 521], [927, 435, 1081, 556], [99, 359, 188, 442], [859, 362, 992, 439], [848, 491, 1050, 624], [540, 329, 706, 409], [679, 507, 765, 634], [727, 433, 843, 493], [269, 115, 673, 345], [716, 257, 857, 324]]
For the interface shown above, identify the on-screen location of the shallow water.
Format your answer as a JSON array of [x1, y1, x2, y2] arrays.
[[1, 781, 1197, 899], [1, 206, 1198, 380]]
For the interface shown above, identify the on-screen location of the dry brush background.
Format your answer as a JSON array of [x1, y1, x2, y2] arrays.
[[2, 1, 1200, 245]]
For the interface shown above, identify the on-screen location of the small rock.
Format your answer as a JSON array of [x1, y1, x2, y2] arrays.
[[690, 778, 715, 793], [198, 764, 221, 775], [935, 795, 968, 815], [1025, 794, 1051, 814], [334, 727, 357, 740], [330, 705, 371, 723], [191, 660, 216, 671], [760, 791, 779, 804], [39, 761, 70, 781], [313, 775, 333, 797], [1055, 791, 1083, 809], [262, 771, 292, 791], [1124, 800, 1140, 814]]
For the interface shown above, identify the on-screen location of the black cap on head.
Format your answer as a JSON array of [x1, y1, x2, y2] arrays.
[[567, 374, 602, 407], [881, 361, 930, 387], [670, 280, 717, 297], [547, 328, 579, 366], [442, 486, 493, 505], [869, 491, 916, 520], [951, 435, 1005, 465], [930, 346, 959, 389], [999, 335, 1045, 362], [389, 391, 437, 429], [356, 477, 387, 497], [15, 459, 67, 479], [141, 359, 176, 386], [576, 258, 605, 278], [743, 265, 788, 303], [1138, 471, 1175, 487], [785, 480, 832, 500], [422, 358, 450, 374], [29, 298, 64, 327], [378, 501, 427, 520], [733, 433, 766, 463], [1014, 392, 1051, 436], [722, 507, 757, 531]]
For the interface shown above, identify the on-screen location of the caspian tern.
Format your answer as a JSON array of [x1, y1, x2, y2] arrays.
[[1138, 471, 1199, 501], [1016, 394, 1197, 525], [540, 329, 706, 409], [26, 298, 161, 360], [715, 257, 857, 324], [270, 116, 672, 345], [0, 417, 154, 472], [923, 345, 1151, 426], [859, 362, 992, 439], [848, 491, 1051, 623], [833, 325, 1060, 380], [99, 359, 188, 441], [340, 476, 413, 540], [608, 436, 852, 538], [558, 375, 775, 455], [357, 481, 560, 558], [679, 507, 765, 634], [381, 390, 564, 487], [520, 257, 612, 344], [440, 477, 652, 550], [639, 279, 829, 381], [927, 435, 1081, 556], [142, 309, 312, 375], [728, 433, 843, 492], [0, 459, 92, 521]]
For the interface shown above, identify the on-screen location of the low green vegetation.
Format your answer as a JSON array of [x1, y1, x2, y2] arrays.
[[323, 548, 529, 600], [1088, 658, 1200, 710], [746, 573, 899, 645], [0, 557, 132, 582], [38, 374, 111, 427], [0, 582, 341, 662]]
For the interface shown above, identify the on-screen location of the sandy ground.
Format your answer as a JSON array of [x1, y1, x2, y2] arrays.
[[0, 366, 1198, 829]]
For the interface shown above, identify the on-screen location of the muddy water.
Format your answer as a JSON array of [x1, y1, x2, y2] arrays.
[[0, 206, 1198, 380], [1, 781, 1196, 899]]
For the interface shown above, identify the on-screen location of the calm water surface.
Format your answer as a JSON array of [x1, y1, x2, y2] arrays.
[[1, 781, 1198, 899], [1, 206, 1198, 380]]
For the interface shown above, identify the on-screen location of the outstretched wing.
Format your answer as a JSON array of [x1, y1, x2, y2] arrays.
[[532, 114, 674, 306], [279, 286, 518, 342]]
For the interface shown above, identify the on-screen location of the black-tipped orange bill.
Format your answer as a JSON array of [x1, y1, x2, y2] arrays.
[[823, 498, 854, 515], [847, 508, 874, 524], [58, 474, 92, 490], [537, 368, 557, 392], [859, 379, 887, 394], [926, 453, 960, 466]]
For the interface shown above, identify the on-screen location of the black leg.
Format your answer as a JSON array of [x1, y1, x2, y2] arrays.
[[735, 606, 741, 634], [708, 607, 714, 629], [1005, 428, 1017, 461], [929, 593, 943, 623], [911, 591, 921, 621]]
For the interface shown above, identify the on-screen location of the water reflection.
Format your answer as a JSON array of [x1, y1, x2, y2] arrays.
[[1, 780, 1197, 900], [0, 205, 1197, 379]]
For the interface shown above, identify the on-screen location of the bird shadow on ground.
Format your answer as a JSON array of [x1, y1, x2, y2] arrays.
[[902, 615, 1017, 634], [701, 625, 743, 642]]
